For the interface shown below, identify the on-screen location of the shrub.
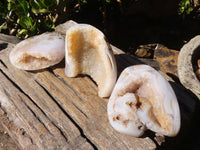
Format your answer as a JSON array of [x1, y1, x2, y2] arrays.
[[0, 0, 133, 39], [0, 0, 87, 39], [178, 0, 200, 19]]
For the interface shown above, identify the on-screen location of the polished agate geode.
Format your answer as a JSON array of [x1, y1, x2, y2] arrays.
[[9, 32, 65, 70], [107, 65, 181, 137]]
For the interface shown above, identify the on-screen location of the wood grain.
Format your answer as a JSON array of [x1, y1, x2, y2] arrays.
[[0, 44, 156, 149], [0, 21, 199, 150]]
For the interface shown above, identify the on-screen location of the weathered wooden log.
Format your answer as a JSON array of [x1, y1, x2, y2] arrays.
[[0, 21, 199, 150], [0, 42, 156, 150]]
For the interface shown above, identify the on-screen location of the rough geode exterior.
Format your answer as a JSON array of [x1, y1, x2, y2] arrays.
[[178, 35, 200, 95]]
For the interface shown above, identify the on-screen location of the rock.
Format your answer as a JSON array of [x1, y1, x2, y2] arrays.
[[154, 44, 179, 76], [0, 33, 20, 44], [177, 35, 200, 98], [55, 20, 77, 36], [134, 44, 156, 58]]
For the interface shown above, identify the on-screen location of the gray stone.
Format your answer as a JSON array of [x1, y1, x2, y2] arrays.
[[55, 20, 77, 36], [0, 33, 20, 44], [178, 35, 200, 97]]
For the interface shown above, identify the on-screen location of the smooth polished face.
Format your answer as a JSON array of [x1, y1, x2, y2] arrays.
[[10, 32, 65, 70], [107, 65, 180, 137]]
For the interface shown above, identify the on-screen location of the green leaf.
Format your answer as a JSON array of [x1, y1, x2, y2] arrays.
[[7, 1, 11, 11], [30, 0, 55, 14], [178, 0, 194, 15], [51, 24, 55, 29], [186, 7, 193, 14], [38, 8, 50, 13], [30, 0, 40, 14], [37, 0, 48, 8], [184, 0, 190, 7], [18, 28, 28, 35], [19, 16, 34, 29], [43, 18, 54, 30], [15, 0, 30, 17], [0, 23, 7, 32], [106, 0, 111, 3], [18, 18, 37, 39], [34, 0, 55, 10], [178, 8, 185, 15], [80, 0, 87, 4]]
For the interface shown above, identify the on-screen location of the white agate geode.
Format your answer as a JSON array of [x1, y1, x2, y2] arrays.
[[9, 32, 65, 70], [65, 24, 117, 98], [107, 65, 180, 137]]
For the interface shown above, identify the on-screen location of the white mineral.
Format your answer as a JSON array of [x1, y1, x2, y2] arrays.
[[65, 24, 117, 98], [9, 32, 65, 70], [107, 65, 180, 137]]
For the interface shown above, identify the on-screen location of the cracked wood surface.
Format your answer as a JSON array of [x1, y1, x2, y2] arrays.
[[0, 21, 199, 150], [0, 44, 156, 149]]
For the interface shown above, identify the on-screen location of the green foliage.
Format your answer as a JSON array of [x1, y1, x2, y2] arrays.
[[0, 0, 133, 39], [0, 0, 86, 39], [178, 0, 193, 15], [0, 1, 8, 32], [30, 0, 57, 14], [178, 0, 200, 19]]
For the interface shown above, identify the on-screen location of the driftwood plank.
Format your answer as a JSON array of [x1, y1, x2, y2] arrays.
[[0, 43, 156, 149], [50, 45, 198, 148], [35, 66, 156, 150], [0, 72, 68, 150], [0, 46, 94, 150], [0, 21, 199, 150]]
